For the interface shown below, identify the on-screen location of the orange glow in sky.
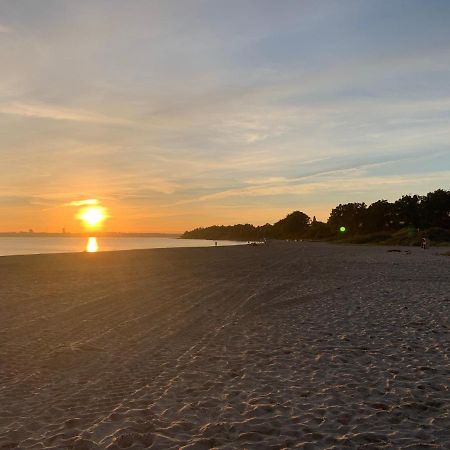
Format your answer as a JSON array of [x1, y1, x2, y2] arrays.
[[1, 2, 449, 234]]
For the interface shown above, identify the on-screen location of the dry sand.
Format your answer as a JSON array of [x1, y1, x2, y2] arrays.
[[0, 242, 449, 449]]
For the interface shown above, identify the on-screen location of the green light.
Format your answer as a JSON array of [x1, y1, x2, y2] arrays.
[[339, 226, 346, 233]]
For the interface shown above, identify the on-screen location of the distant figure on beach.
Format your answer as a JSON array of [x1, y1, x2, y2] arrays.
[[421, 237, 428, 249], [215, 241, 218, 247]]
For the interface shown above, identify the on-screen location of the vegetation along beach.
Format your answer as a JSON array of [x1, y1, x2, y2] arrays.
[[182, 189, 450, 246]]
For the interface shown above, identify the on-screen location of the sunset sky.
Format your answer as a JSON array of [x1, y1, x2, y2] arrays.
[[1, 0, 450, 233]]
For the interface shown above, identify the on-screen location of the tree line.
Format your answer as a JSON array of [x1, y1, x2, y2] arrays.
[[181, 189, 450, 244]]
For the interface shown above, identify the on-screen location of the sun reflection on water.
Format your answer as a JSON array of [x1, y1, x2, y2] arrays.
[[86, 237, 99, 253]]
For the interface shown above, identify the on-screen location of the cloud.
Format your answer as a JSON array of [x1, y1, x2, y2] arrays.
[[166, 147, 449, 206], [0, 195, 35, 207], [0, 102, 133, 126], [68, 199, 99, 207], [181, 169, 450, 204], [0, 195, 59, 208]]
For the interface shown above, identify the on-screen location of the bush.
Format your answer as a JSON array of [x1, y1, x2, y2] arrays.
[[423, 227, 450, 242], [382, 228, 421, 246]]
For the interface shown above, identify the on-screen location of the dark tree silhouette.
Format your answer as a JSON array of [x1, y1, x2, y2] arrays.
[[420, 189, 450, 229], [182, 189, 450, 243], [363, 200, 396, 233], [328, 203, 367, 235], [305, 219, 332, 239], [272, 211, 310, 239], [183, 224, 258, 241], [394, 194, 422, 228]]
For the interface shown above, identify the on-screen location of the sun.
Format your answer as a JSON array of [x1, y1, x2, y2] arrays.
[[77, 206, 108, 229]]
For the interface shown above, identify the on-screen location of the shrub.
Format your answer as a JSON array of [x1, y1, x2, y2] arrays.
[[382, 228, 421, 246], [423, 227, 450, 242]]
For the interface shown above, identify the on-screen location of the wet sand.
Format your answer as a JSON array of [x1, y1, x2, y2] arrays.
[[0, 242, 449, 449]]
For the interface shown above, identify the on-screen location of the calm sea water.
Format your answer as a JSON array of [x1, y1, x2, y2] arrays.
[[0, 237, 242, 256]]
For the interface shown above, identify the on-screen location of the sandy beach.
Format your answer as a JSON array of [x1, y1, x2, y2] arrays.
[[0, 242, 449, 449]]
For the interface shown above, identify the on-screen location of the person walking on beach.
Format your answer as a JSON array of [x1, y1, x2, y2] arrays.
[[421, 237, 428, 249]]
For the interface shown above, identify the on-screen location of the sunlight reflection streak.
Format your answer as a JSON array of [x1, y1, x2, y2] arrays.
[[86, 237, 99, 253]]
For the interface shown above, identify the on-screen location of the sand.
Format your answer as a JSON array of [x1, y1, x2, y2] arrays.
[[0, 242, 449, 449]]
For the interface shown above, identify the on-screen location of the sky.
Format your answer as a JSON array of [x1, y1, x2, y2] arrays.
[[1, 0, 449, 233]]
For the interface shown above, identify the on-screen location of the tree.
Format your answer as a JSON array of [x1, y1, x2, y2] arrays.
[[256, 223, 273, 240], [394, 195, 423, 228], [305, 219, 333, 239], [328, 202, 367, 235], [420, 189, 450, 229], [272, 211, 310, 239], [363, 200, 396, 233]]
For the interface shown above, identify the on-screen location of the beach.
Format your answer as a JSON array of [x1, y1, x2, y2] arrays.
[[0, 242, 449, 449]]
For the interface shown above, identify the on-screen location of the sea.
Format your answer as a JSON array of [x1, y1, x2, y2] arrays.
[[0, 236, 242, 257]]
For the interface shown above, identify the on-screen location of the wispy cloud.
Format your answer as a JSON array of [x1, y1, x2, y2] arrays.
[[68, 199, 99, 207], [176, 170, 450, 204], [0, 102, 133, 126]]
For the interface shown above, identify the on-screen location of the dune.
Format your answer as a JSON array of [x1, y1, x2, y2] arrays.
[[0, 242, 449, 449]]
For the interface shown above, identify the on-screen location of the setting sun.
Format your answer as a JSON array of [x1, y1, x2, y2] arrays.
[[77, 206, 108, 230]]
